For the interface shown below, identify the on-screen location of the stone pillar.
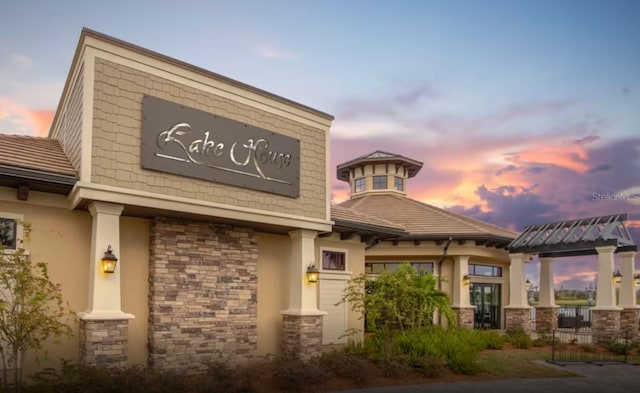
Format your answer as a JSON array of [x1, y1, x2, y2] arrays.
[[505, 253, 531, 333], [77, 202, 134, 367], [281, 230, 326, 360], [618, 251, 639, 339], [535, 257, 558, 332], [591, 246, 621, 338], [451, 255, 474, 328]]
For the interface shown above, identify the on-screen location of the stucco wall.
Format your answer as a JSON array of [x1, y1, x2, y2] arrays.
[[120, 216, 150, 366], [0, 198, 91, 373], [91, 58, 327, 220], [256, 233, 289, 356]]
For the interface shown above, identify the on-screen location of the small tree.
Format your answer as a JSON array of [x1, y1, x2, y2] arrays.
[[341, 263, 456, 359], [0, 222, 73, 391]]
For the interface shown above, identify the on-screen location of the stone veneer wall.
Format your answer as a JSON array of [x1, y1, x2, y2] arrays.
[[452, 307, 475, 329], [148, 217, 258, 373], [591, 309, 621, 341], [79, 319, 130, 367], [282, 315, 323, 361], [505, 308, 532, 334], [534, 307, 558, 333], [620, 308, 639, 340]]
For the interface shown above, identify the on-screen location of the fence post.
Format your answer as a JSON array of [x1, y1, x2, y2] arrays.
[[551, 329, 556, 363]]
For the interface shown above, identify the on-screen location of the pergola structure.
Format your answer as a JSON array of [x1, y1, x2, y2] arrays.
[[506, 213, 638, 337]]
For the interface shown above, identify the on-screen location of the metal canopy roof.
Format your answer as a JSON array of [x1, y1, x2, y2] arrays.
[[508, 213, 637, 257]]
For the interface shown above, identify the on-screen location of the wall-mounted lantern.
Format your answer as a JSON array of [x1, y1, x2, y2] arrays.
[[525, 278, 532, 290], [613, 270, 623, 285], [462, 274, 471, 286], [306, 262, 319, 283], [101, 245, 118, 274], [634, 272, 640, 286]]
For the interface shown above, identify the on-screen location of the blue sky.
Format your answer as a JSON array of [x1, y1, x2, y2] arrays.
[[1, 0, 639, 288]]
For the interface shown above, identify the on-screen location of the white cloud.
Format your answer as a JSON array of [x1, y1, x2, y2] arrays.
[[8, 53, 33, 69], [255, 45, 298, 60]]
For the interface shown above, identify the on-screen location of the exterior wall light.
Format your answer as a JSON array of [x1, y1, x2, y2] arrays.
[[306, 262, 319, 283], [101, 245, 118, 274], [525, 279, 532, 290], [634, 273, 640, 286], [462, 274, 471, 286], [613, 270, 623, 285]]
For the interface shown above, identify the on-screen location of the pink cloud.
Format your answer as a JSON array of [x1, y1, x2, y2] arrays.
[[0, 98, 53, 136]]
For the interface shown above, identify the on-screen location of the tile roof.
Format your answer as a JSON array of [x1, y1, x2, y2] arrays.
[[338, 193, 519, 240], [0, 134, 77, 177], [331, 204, 406, 233]]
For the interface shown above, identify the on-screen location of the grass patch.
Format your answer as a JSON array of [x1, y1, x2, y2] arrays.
[[478, 349, 577, 379]]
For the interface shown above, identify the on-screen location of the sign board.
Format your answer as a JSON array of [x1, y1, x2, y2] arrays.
[[141, 95, 300, 197]]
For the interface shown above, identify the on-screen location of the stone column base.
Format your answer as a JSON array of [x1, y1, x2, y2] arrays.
[[452, 307, 475, 329], [535, 306, 559, 333], [282, 314, 323, 361], [505, 307, 532, 334], [79, 318, 130, 367], [590, 308, 621, 341], [620, 308, 639, 340]]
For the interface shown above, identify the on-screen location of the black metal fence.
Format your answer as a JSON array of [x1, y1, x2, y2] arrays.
[[550, 329, 637, 365], [531, 306, 593, 332]]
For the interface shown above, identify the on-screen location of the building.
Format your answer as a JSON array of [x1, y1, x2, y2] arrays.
[[0, 28, 531, 375]]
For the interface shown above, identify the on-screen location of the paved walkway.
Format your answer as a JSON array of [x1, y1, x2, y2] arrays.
[[332, 361, 640, 393]]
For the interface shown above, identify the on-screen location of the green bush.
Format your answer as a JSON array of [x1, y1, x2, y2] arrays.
[[394, 327, 480, 375], [473, 329, 504, 350], [408, 355, 448, 378], [532, 332, 554, 347], [504, 327, 532, 349]]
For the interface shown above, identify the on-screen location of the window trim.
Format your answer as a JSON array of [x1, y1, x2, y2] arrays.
[[0, 212, 25, 253], [319, 247, 350, 273], [354, 177, 366, 193], [372, 175, 387, 190], [468, 263, 503, 277], [393, 176, 404, 191]]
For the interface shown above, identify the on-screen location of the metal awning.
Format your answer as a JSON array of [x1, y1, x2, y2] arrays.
[[507, 213, 637, 257]]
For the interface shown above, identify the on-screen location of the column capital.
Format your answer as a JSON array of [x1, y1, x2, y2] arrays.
[[88, 201, 124, 216], [288, 229, 318, 240], [595, 245, 617, 254], [618, 250, 637, 258]]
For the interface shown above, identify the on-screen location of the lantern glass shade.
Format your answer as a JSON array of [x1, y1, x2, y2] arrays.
[[613, 270, 623, 285], [525, 279, 532, 290], [462, 274, 471, 286], [306, 264, 319, 283], [101, 245, 118, 274], [634, 273, 640, 286]]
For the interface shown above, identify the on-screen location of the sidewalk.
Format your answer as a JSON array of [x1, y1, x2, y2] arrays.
[[332, 361, 640, 393]]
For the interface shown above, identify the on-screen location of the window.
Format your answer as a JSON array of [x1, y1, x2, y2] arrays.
[[354, 177, 365, 193], [372, 175, 387, 190], [0, 218, 17, 250], [366, 261, 434, 275], [322, 250, 346, 271], [469, 264, 502, 277], [394, 176, 404, 191]]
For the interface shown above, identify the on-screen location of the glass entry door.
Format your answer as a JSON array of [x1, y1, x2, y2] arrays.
[[470, 283, 501, 329]]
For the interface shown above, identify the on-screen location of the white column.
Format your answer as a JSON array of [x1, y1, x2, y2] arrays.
[[452, 255, 471, 307], [506, 253, 530, 308], [538, 257, 556, 307], [594, 246, 620, 309], [78, 201, 134, 320], [281, 229, 326, 316], [618, 251, 638, 308]]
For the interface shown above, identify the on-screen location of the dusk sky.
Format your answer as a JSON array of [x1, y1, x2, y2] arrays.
[[1, 0, 639, 289]]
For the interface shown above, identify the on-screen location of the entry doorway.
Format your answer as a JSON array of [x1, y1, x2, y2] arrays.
[[470, 283, 501, 329]]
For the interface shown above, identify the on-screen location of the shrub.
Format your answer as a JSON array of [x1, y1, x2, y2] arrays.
[[319, 350, 370, 385], [473, 329, 504, 350], [532, 332, 553, 347], [504, 327, 532, 349], [27, 361, 188, 393], [270, 358, 329, 393], [408, 355, 448, 378]]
